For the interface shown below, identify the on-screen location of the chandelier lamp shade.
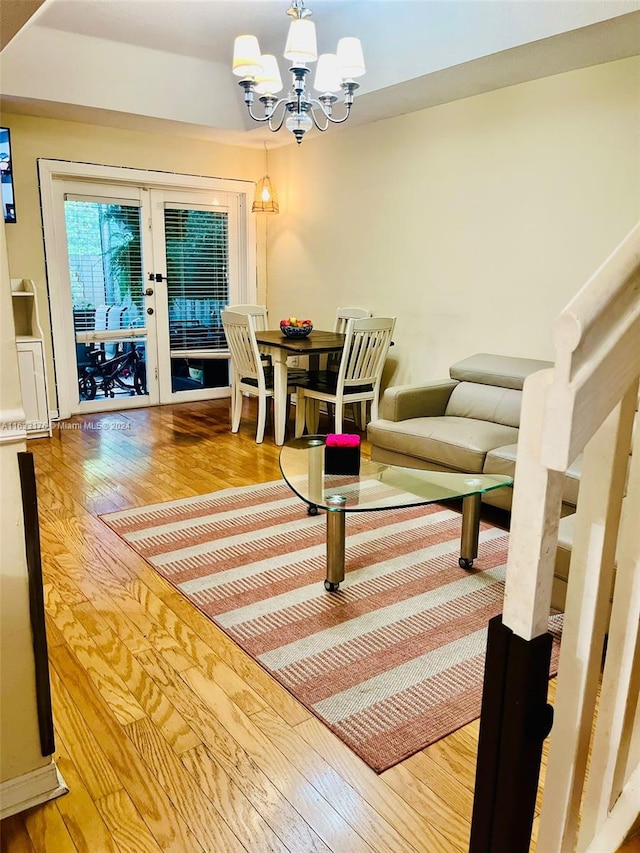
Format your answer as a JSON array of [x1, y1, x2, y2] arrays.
[[232, 0, 365, 144], [252, 174, 279, 213]]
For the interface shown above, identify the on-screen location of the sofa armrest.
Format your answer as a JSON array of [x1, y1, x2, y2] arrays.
[[379, 381, 458, 421]]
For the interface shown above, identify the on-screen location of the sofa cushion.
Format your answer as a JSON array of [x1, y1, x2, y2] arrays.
[[483, 443, 518, 477], [366, 416, 519, 473], [483, 445, 583, 510], [552, 513, 575, 612], [445, 382, 522, 428], [563, 455, 582, 508], [449, 353, 553, 390]]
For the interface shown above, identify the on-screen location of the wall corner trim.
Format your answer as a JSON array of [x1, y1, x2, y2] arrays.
[[0, 407, 28, 445], [0, 759, 68, 820]]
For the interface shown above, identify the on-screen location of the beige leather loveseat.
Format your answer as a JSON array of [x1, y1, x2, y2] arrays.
[[367, 352, 581, 515]]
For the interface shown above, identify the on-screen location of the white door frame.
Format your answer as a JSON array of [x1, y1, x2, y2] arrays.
[[149, 188, 239, 404], [48, 178, 159, 415], [38, 159, 256, 420]]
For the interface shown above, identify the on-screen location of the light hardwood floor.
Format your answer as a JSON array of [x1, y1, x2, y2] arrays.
[[1, 397, 629, 853]]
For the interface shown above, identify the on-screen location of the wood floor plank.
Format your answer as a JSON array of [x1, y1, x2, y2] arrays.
[[294, 715, 457, 853], [104, 584, 199, 673], [152, 585, 311, 726], [41, 556, 89, 608], [420, 731, 477, 793], [49, 667, 122, 801], [402, 750, 474, 822], [42, 587, 67, 649], [75, 587, 153, 657], [46, 593, 147, 727], [135, 646, 330, 852], [47, 739, 118, 853], [381, 762, 470, 852], [181, 743, 331, 853], [127, 579, 271, 716], [89, 623, 201, 754], [254, 707, 438, 853], [181, 664, 376, 852], [125, 717, 247, 853], [94, 790, 163, 853], [23, 794, 80, 853], [177, 748, 291, 853], [71, 600, 113, 638], [48, 642, 205, 853], [0, 814, 37, 853], [136, 647, 370, 852]]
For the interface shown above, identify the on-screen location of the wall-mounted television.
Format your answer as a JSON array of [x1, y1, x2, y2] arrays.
[[1, 127, 16, 224]]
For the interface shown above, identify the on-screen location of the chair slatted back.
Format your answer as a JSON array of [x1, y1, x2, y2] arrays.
[[333, 307, 371, 335], [338, 317, 395, 388], [225, 304, 268, 332], [221, 310, 264, 387], [330, 308, 372, 372]]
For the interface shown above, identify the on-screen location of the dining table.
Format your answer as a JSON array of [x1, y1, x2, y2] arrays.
[[253, 329, 346, 445]]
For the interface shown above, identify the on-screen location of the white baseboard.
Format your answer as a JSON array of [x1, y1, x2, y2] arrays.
[[0, 759, 68, 820]]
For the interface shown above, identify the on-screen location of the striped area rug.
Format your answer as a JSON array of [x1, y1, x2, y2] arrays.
[[101, 479, 562, 773]]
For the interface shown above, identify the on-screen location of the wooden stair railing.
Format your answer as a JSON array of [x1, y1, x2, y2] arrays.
[[469, 221, 640, 853]]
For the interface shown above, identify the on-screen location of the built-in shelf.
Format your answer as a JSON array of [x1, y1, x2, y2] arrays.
[[11, 279, 51, 438]]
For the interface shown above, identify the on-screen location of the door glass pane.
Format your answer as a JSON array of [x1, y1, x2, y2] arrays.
[[164, 207, 229, 393], [64, 198, 148, 403], [77, 339, 147, 401]]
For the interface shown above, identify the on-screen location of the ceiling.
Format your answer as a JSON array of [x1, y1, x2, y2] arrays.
[[1, 0, 639, 148]]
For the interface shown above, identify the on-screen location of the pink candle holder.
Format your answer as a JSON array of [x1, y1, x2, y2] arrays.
[[324, 433, 361, 475]]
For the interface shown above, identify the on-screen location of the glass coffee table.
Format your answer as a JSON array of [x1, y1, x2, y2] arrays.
[[279, 435, 513, 591]]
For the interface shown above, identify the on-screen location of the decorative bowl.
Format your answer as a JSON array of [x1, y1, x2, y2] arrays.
[[280, 323, 313, 338]]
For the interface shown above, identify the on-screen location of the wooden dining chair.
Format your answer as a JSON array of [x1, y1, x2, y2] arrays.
[[225, 304, 270, 361], [224, 304, 268, 331], [294, 316, 396, 436], [224, 303, 308, 381], [334, 306, 372, 335], [328, 307, 371, 371], [326, 307, 373, 424], [222, 310, 295, 443]]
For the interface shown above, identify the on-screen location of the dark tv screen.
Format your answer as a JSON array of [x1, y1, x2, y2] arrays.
[[1, 127, 16, 224]]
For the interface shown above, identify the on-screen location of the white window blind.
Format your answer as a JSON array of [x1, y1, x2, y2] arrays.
[[164, 206, 229, 352], [64, 198, 144, 332]]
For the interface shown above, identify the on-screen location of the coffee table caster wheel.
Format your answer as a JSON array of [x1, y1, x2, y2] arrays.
[[307, 504, 318, 516], [459, 557, 474, 570], [324, 580, 340, 592]]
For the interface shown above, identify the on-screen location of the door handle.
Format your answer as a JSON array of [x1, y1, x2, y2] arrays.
[[145, 288, 154, 296], [147, 307, 154, 315]]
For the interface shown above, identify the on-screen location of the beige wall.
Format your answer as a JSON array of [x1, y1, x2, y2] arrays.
[[2, 57, 639, 406], [1, 115, 265, 411], [0, 220, 50, 783], [266, 56, 640, 385]]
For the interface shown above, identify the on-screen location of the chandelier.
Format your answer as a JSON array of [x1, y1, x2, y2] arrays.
[[232, 0, 365, 145]]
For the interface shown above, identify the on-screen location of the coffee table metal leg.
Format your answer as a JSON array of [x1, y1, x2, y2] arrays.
[[459, 493, 481, 569], [325, 496, 346, 591]]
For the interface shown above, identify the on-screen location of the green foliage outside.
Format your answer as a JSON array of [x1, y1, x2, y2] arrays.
[[65, 201, 142, 310], [65, 203, 229, 323]]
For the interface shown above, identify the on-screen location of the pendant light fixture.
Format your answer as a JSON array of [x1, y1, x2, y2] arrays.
[[252, 174, 279, 214], [252, 143, 279, 214], [232, 0, 365, 145]]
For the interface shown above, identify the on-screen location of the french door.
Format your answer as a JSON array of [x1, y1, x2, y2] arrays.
[[39, 161, 256, 419], [149, 190, 238, 404]]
